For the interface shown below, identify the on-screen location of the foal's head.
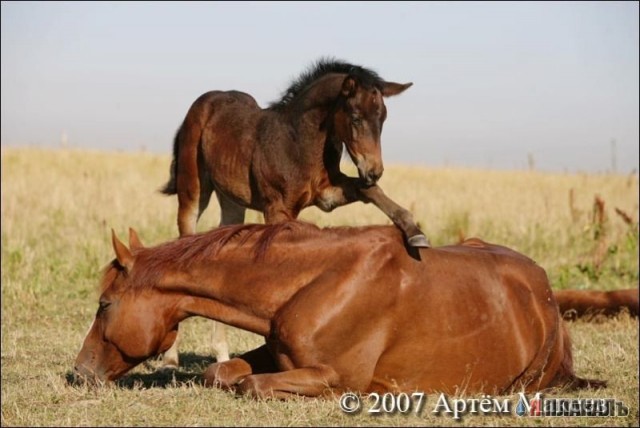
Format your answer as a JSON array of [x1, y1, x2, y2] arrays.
[[333, 70, 412, 185], [73, 230, 178, 383], [272, 59, 413, 186]]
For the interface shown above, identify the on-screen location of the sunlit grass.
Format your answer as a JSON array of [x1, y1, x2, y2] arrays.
[[1, 147, 638, 426]]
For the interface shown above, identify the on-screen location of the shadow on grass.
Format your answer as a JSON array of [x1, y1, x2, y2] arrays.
[[65, 352, 218, 389]]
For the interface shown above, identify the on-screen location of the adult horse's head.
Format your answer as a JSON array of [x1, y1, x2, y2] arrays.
[[73, 229, 178, 384], [333, 68, 412, 185]]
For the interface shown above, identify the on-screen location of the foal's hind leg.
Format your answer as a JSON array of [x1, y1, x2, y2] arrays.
[[162, 180, 215, 368], [176, 159, 216, 235], [162, 191, 199, 367], [209, 192, 246, 362]]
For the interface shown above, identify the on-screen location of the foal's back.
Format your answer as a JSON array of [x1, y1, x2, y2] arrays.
[[181, 90, 264, 206]]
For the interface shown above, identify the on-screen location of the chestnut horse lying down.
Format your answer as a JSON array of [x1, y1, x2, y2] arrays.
[[74, 223, 638, 397]]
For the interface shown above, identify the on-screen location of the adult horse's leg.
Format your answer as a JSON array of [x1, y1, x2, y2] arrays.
[[204, 343, 341, 398], [235, 366, 340, 399], [209, 192, 246, 362], [203, 345, 277, 390]]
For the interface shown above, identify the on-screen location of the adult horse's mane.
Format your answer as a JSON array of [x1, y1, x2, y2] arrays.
[[268, 57, 384, 110], [101, 222, 320, 292]]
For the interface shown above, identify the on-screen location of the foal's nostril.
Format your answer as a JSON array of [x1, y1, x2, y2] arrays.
[[366, 171, 381, 185]]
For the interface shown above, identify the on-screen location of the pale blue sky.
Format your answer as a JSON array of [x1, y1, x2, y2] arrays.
[[1, 1, 638, 172]]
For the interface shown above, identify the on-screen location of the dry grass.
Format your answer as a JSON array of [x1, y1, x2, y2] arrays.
[[1, 147, 638, 426]]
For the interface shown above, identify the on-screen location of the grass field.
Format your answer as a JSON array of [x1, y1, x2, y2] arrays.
[[1, 147, 638, 426]]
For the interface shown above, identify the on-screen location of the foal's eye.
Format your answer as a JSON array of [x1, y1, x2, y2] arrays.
[[98, 301, 111, 312], [351, 116, 362, 126]]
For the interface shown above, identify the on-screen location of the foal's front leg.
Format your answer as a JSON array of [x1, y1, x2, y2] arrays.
[[318, 175, 430, 248], [359, 185, 430, 247]]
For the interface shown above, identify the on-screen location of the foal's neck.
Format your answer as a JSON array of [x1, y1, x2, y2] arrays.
[[282, 74, 345, 168], [288, 73, 345, 114]]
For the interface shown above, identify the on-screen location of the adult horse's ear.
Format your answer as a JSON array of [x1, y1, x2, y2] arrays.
[[381, 81, 413, 97], [129, 227, 145, 251], [341, 76, 357, 97], [112, 229, 134, 271]]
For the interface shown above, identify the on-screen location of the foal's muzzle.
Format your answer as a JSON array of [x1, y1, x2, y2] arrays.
[[357, 163, 383, 186], [364, 169, 382, 186], [349, 146, 384, 186]]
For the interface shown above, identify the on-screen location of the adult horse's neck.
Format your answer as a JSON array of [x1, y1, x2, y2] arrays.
[[156, 226, 361, 336]]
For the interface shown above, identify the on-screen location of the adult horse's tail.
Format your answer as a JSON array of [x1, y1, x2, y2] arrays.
[[555, 288, 638, 319], [160, 126, 181, 195]]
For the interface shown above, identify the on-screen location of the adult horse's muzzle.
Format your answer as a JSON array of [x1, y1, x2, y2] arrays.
[[71, 363, 107, 386]]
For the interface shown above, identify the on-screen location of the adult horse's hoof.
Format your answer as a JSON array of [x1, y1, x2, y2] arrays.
[[408, 234, 431, 248]]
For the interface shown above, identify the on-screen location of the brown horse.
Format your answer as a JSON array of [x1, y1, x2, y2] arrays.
[[74, 223, 636, 396], [160, 58, 429, 366], [161, 59, 427, 247]]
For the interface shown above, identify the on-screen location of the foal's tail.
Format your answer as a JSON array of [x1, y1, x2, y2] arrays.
[[160, 126, 181, 195], [554, 288, 638, 320]]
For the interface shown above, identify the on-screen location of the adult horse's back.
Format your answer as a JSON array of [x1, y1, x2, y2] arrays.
[[160, 59, 429, 365]]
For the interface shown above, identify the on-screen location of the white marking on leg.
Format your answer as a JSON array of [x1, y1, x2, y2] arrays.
[[162, 330, 181, 368], [211, 321, 230, 362]]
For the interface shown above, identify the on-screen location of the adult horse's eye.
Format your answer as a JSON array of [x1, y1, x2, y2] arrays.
[[98, 300, 111, 312], [351, 116, 362, 127]]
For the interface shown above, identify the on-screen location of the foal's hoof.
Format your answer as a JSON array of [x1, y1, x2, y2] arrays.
[[157, 364, 179, 373], [408, 234, 431, 248]]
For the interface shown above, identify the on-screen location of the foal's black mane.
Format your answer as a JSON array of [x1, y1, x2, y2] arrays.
[[269, 58, 384, 110]]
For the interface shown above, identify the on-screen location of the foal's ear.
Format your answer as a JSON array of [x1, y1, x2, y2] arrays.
[[128, 227, 145, 251], [112, 229, 134, 271], [341, 76, 357, 97], [381, 81, 413, 97]]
